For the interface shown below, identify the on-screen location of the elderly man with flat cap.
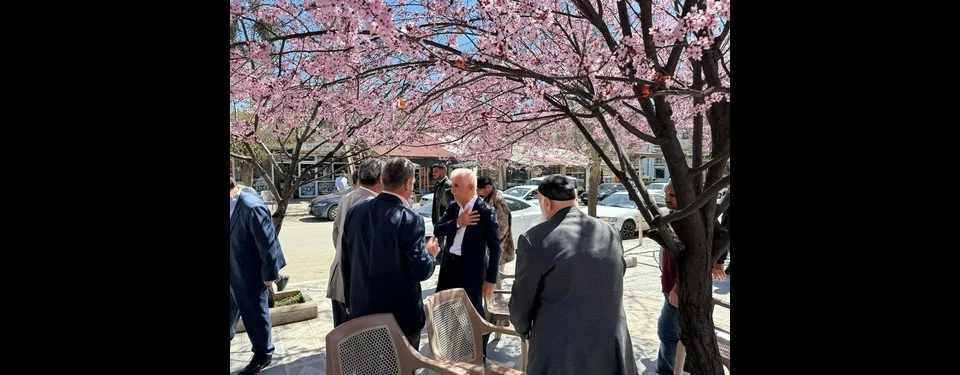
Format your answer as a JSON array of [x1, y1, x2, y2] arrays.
[[509, 174, 638, 375]]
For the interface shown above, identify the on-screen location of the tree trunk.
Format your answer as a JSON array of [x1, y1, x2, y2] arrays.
[[272, 199, 288, 234], [588, 147, 601, 217], [677, 230, 724, 375], [240, 161, 254, 186]]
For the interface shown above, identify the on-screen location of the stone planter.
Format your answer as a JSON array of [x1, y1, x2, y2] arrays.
[[236, 290, 318, 333]]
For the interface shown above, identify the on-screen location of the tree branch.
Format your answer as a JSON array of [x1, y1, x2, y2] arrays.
[[229, 29, 373, 49], [230, 152, 253, 161], [689, 150, 729, 177], [545, 94, 681, 257]]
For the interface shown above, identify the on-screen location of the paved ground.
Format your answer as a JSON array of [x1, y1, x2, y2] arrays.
[[231, 216, 730, 374]]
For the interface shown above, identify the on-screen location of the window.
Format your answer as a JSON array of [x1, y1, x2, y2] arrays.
[[599, 194, 638, 209], [655, 168, 666, 179], [525, 189, 539, 200], [505, 197, 530, 211]]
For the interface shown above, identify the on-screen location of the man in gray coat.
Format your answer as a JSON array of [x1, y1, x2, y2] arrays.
[[509, 175, 638, 375], [328, 158, 384, 327]]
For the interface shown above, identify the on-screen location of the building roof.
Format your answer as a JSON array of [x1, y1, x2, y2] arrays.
[[373, 139, 458, 159]]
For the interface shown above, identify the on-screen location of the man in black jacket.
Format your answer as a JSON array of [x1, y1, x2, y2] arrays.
[[430, 163, 455, 250]]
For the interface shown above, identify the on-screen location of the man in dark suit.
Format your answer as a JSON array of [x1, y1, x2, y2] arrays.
[[509, 175, 637, 375], [430, 163, 455, 249], [340, 157, 441, 348], [434, 168, 501, 359], [230, 177, 287, 375]]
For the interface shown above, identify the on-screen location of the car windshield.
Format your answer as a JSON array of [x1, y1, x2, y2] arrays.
[[599, 194, 638, 209], [647, 183, 665, 190]]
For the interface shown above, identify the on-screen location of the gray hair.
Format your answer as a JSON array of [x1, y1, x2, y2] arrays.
[[450, 168, 477, 189], [382, 157, 416, 190], [357, 158, 384, 186]]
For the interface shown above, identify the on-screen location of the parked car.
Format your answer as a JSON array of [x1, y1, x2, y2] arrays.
[[579, 183, 626, 205], [308, 187, 355, 220], [717, 187, 728, 204], [646, 182, 667, 196], [581, 191, 668, 238], [525, 176, 583, 191], [418, 195, 543, 248], [420, 193, 434, 207], [503, 185, 541, 202]]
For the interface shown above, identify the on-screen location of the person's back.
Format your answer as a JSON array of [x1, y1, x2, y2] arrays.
[[340, 158, 438, 340], [514, 207, 636, 374], [526, 208, 627, 338]]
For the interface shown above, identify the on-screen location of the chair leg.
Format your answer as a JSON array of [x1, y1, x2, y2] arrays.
[[674, 341, 686, 375], [521, 340, 529, 371]]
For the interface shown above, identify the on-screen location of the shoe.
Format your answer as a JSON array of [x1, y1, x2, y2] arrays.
[[276, 275, 290, 292], [238, 354, 272, 375]]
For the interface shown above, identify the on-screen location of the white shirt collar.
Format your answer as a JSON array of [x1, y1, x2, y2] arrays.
[[459, 195, 479, 210]]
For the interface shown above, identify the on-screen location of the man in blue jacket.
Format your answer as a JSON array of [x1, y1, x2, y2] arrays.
[[230, 177, 287, 375], [340, 157, 441, 348]]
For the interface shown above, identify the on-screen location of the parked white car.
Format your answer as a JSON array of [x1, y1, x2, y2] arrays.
[[418, 194, 543, 248], [581, 191, 669, 238], [503, 185, 540, 202], [646, 182, 667, 197], [420, 193, 434, 207], [505, 184, 583, 208]]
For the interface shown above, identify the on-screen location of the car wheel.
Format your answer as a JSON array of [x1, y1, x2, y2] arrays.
[[620, 219, 636, 239], [328, 205, 339, 221]]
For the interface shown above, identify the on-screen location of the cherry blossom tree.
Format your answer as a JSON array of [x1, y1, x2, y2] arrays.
[[395, 1, 731, 372], [230, 0, 421, 232], [231, 0, 730, 371]]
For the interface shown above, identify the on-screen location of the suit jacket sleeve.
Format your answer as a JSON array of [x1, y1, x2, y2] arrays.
[[340, 208, 355, 307], [402, 212, 436, 281], [433, 203, 461, 237], [332, 199, 342, 247], [249, 204, 284, 282], [483, 205, 501, 284], [509, 233, 539, 338]]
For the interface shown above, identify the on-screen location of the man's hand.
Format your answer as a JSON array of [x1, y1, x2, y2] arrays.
[[426, 237, 440, 258], [457, 209, 480, 227], [712, 264, 726, 281], [482, 282, 496, 299], [668, 289, 679, 308], [264, 280, 273, 288]]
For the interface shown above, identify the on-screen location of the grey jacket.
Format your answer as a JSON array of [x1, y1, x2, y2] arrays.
[[509, 207, 638, 375], [327, 186, 378, 302]]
